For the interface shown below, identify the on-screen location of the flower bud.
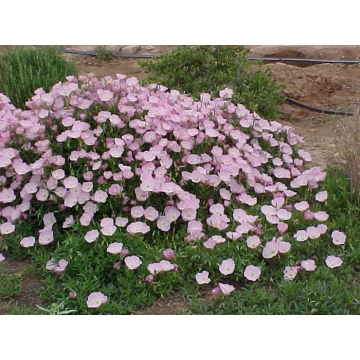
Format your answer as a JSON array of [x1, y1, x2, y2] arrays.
[[211, 286, 221, 295], [304, 210, 314, 221], [162, 248, 175, 260], [120, 248, 129, 257]]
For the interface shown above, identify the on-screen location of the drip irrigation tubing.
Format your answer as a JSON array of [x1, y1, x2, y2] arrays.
[[38, 46, 360, 64], [35, 46, 359, 116], [282, 96, 354, 116]]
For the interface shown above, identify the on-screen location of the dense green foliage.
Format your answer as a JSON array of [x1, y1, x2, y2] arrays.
[[0, 46, 78, 109], [139, 45, 285, 120]]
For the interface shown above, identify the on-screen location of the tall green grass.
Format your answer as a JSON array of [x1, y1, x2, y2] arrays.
[[0, 46, 78, 109]]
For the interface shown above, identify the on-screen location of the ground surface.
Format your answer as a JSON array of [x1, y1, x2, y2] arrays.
[[1, 45, 360, 315]]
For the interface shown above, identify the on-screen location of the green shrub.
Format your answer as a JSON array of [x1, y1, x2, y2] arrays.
[[0, 46, 78, 109], [139, 45, 285, 120]]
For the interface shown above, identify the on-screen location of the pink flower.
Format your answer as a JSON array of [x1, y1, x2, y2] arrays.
[[294, 229, 309, 242], [107, 242, 123, 254], [45, 258, 56, 271], [144, 206, 159, 221], [331, 230, 346, 245], [126, 221, 150, 234], [244, 265, 261, 281], [100, 225, 117, 236], [317, 224, 328, 235], [159, 260, 175, 272], [219, 283, 235, 295], [211, 235, 226, 244], [147, 262, 163, 275], [52, 169, 65, 180], [63, 176, 79, 189], [97, 89, 114, 102], [301, 259, 317, 271], [0, 222, 15, 235], [276, 209, 292, 221], [294, 201, 309, 212], [203, 237, 217, 249], [246, 235, 261, 249], [313, 211, 329, 222], [210, 203, 225, 215], [86, 292, 108, 308], [93, 190, 108, 203], [196, 271, 211, 285], [156, 216, 171, 232], [80, 212, 94, 226], [315, 191, 328, 202], [130, 206, 144, 219], [54, 259, 68, 274], [0, 253, 5, 262], [20, 236, 36, 248], [283, 266, 298, 280], [43, 213, 56, 229], [100, 218, 114, 228], [0, 188, 16, 203], [38, 229, 54, 245], [304, 210, 314, 221], [306, 226, 321, 239], [262, 240, 279, 259], [277, 222, 288, 235], [84, 229, 99, 243], [325, 255, 343, 269], [124, 255, 142, 270], [219, 258, 235, 275], [115, 217, 129, 227], [82, 182, 94, 193], [278, 240, 291, 254]]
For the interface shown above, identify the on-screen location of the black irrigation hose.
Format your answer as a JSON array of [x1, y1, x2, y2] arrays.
[[282, 96, 354, 116], [248, 57, 360, 65], [35, 46, 358, 116]]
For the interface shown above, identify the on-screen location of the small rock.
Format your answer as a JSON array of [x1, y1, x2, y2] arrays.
[[121, 45, 141, 55], [141, 45, 156, 52]]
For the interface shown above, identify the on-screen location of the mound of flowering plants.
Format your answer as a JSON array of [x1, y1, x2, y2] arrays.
[[0, 74, 346, 313]]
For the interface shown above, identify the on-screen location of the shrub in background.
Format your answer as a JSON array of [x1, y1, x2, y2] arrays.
[[0, 46, 78, 109], [139, 45, 285, 120]]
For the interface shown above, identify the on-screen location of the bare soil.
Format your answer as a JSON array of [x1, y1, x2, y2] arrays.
[[1, 45, 360, 315]]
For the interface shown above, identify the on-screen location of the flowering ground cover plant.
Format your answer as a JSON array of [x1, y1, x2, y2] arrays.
[[0, 73, 349, 314]]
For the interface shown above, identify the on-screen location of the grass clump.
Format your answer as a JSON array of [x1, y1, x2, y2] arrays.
[[337, 108, 360, 205], [139, 45, 285, 120], [0, 46, 78, 109]]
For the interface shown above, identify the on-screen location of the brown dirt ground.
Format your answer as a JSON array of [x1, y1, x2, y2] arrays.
[[1, 45, 360, 315]]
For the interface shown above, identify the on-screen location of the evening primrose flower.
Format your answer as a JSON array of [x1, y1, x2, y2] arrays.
[[86, 292, 108, 308], [124, 256, 142, 270], [283, 266, 298, 281], [20, 236, 36, 248], [325, 255, 343, 269], [262, 240, 279, 259], [219, 258, 235, 275], [84, 229, 99, 243], [301, 259, 317, 271], [244, 265, 261, 281], [219, 283, 235, 295], [107, 242, 123, 254], [315, 191, 328, 202], [331, 230, 346, 245], [196, 271, 211, 285]]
